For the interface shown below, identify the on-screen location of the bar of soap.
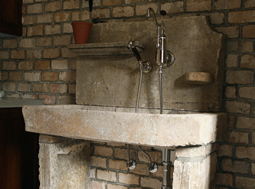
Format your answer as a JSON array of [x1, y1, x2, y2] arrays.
[[185, 72, 214, 84]]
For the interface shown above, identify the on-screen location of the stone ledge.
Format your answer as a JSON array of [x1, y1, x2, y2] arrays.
[[23, 105, 227, 148]]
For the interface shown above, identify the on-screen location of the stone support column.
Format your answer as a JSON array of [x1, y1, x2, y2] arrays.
[[172, 143, 218, 189], [38, 135, 90, 189]]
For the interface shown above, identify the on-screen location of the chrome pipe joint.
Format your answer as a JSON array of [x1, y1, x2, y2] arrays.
[[146, 8, 175, 68], [127, 39, 152, 73]]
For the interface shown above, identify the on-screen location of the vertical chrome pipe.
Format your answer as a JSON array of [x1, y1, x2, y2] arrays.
[[135, 66, 143, 113], [159, 65, 163, 114], [161, 149, 172, 189]]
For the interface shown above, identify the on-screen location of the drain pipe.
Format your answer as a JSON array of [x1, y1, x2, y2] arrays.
[[161, 149, 172, 189]]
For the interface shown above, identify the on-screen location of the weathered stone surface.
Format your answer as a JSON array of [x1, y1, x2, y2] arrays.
[[23, 105, 227, 147], [39, 136, 90, 189], [75, 16, 224, 112], [173, 152, 217, 188]]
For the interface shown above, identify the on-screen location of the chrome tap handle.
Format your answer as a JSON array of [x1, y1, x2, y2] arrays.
[[160, 10, 166, 16], [127, 39, 153, 74], [127, 39, 142, 62]]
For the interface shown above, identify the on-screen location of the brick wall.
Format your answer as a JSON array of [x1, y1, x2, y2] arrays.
[[0, 0, 255, 188]]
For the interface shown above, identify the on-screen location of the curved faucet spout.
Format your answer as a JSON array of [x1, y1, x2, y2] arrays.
[[146, 8, 161, 27]]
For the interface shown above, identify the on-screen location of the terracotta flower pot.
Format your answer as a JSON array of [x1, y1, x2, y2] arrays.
[[72, 22, 93, 44]]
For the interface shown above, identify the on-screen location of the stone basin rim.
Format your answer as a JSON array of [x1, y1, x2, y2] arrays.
[[22, 105, 227, 148]]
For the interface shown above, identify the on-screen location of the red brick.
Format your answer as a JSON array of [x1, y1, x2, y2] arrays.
[[161, 2, 184, 14], [37, 14, 52, 23], [141, 177, 162, 188], [9, 72, 23, 81], [45, 1, 61, 12], [108, 159, 127, 171], [0, 51, 9, 59], [10, 50, 25, 59], [226, 70, 254, 84], [0, 72, 8, 81], [245, 0, 255, 8], [54, 12, 71, 22], [236, 176, 255, 188], [97, 170, 116, 182], [228, 131, 249, 144], [17, 83, 31, 92], [222, 159, 249, 173], [68, 84, 76, 94], [112, 6, 134, 18], [236, 146, 255, 160], [241, 54, 255, 68], [35, 60, 50, 70], [136, 4, 158, 16], [63, 0, 80, 9], [27, 3, 42, 14], [119, 173, 139, 185], [25, 72, 40, 81], [227, 41, 253, 53], [53, 35, 71, 46], [94, 146, 113, 156], [43, 48, 60, 59], [3, 39, 18, 49], [243, 25, 255, 38], [18, 61, 33, 70], [225, 101, 251, 114], [228, 10, 255, 23], [216, 173, 233, 186], [22, 94, 38, 99], [27, 25, 43, 36], [214, 26, 239, 38], [3, 61, 17, 70], [237, 117, 255, 129], [186, 0, 211, 11], [27, 49, 42, 59], [36, 37, 52, 47], [39, 94, 56, 105], [22, 15, 36, 25], [3, 82, 16, 92], [57, 95, 75, 104], [61, 48, 77, 58], [59, 71, 76, 82], [19, 38, 35, 48], [102, 0, 121, 6], [41, 72, 58, 81], [33, 83, 48, 93], [44, 25, 61, 35], [91, 8, 110, 18], [50, 84, 67, 93], [215, 0, 241, 10]]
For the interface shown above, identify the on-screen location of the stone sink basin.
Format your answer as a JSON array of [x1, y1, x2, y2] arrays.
[[22, 105, 227, 148]]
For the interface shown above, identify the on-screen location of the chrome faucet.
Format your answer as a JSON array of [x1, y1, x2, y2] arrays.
[[146, 8, 175, 67], [147, 8, 174, 189], [127, 39, 152, 73]]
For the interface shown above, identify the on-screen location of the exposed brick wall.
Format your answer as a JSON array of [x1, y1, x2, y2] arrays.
[[0, 0, 255, 188], [89, 142, 172, 189]]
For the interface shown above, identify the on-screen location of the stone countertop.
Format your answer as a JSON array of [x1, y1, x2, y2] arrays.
[[0, 99, 44, 108]]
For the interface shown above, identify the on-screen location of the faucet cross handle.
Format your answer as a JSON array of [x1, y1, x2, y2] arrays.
[[127, 39, 152, 74]]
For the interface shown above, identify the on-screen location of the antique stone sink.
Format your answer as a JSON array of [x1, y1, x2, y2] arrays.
[[22, 105, 226, 148]]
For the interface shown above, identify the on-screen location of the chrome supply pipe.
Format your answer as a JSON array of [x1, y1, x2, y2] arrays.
[[159, 65, 163, 114], [161, 149, 172, 189], [135, 65, 143, 113], [146, 8, 174, 188]]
